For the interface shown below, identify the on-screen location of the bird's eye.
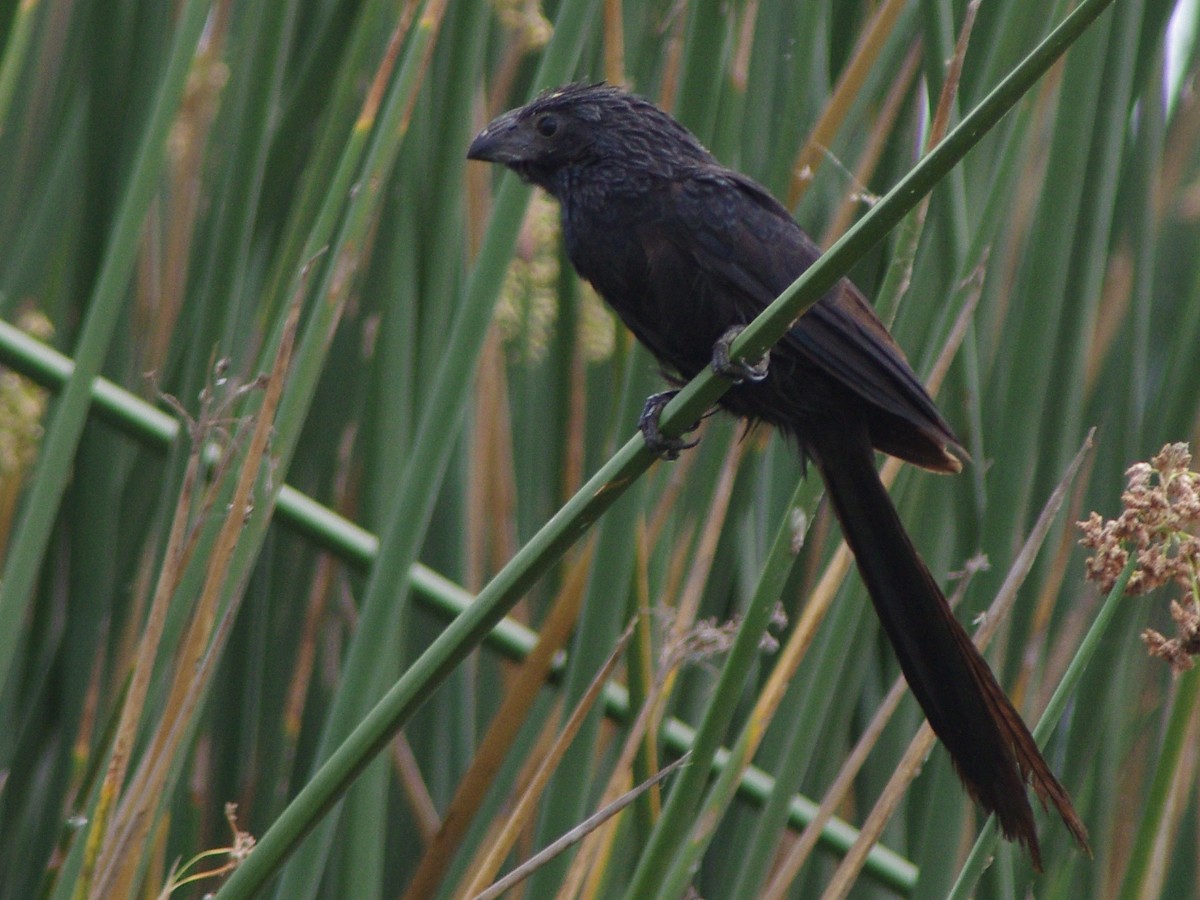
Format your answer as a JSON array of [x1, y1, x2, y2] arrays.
[[536, 114, 559, 137]]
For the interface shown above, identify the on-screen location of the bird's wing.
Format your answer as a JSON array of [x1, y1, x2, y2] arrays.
[[651, 168, 960, 466]]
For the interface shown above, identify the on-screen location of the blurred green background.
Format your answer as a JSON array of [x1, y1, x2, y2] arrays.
[[2, 0, 1198, 897]]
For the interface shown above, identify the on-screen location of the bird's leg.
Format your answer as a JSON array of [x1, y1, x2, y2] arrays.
[[711, 325, 770, 383], [638, 391, 701, 460]]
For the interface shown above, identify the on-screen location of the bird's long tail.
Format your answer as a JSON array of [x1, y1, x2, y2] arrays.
[[808, 425, 1089, 869]]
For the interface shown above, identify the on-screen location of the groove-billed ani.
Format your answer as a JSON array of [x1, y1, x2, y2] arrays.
[[468, 82, 1088, 866]]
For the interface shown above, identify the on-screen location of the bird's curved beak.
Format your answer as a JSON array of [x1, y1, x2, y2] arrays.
[[466, 109, 527, 164]]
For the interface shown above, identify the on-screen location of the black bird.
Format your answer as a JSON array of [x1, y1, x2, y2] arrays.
[[468, 82, 1088, 867]]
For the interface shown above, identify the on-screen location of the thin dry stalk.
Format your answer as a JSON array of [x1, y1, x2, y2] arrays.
[[761, 568, 981, 900], [89, 290, 303, 899], [391, 733, 441, 845], [555, 630, 694, 900], [479, 754, 689, 900], [667, 438, 746, 654], [822, 41, 923, 246], [403, 546, 593, 900], [603, 0, 625, 86], [788, 0, 910, 207], [455, 703, 564, 895], [455, 625, 635, 899], [74, 404, 211, 900]]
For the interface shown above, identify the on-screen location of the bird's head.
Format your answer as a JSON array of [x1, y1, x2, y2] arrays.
[[467, 83, 714, 195]]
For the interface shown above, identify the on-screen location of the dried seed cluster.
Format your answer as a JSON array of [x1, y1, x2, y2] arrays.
[[1078, 443, 1200, 673]]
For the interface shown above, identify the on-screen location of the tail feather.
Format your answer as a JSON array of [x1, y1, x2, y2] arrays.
[[809, 426, 1089, 868]]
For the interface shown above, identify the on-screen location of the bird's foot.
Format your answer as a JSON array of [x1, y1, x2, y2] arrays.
[[711, 325, 769, 383], [638, 391, 700, 460]]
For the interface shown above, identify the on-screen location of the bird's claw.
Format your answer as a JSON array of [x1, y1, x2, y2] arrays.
[[638, 390, 700, 460], [711, 325, 769, 383]]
